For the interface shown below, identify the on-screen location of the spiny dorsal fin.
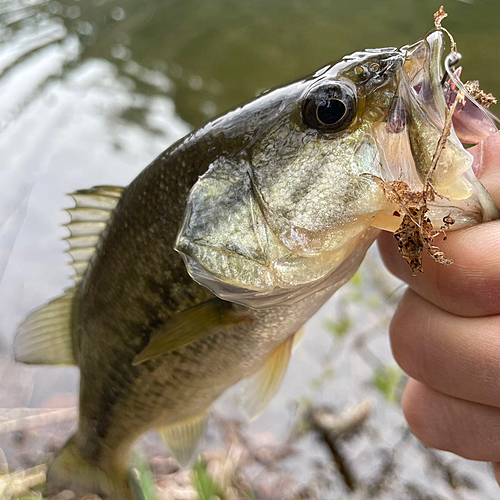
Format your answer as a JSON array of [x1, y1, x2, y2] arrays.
[[64, 185, 125, 283], [133, 298, 251, 365], [14, 289, 77, 365], [241, 331, 298, 421], [159, 413, 208, 468]]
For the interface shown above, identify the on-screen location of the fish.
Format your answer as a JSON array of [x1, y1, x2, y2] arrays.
[[13, 27, 498, 499]]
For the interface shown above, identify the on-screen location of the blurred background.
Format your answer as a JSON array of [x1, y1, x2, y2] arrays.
[[0, 0, 499, 498]]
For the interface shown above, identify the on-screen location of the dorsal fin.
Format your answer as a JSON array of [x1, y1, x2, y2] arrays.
[[64, 185, 124, 284]]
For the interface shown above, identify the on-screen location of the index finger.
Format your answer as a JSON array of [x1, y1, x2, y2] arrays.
[[378, 132, 500, 318], [470, 131, 500, 194]]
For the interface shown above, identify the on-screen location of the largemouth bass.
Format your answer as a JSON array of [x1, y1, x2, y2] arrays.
[[14, 28, 498, 499]]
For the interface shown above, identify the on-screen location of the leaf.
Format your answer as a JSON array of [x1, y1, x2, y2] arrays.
[[310, 367, 336, 391], [433, 6, 447, 28], [192, 458, 226, 500], [245, 490, 257, 500], [361, 175, 454, 275], [464, 80, 497, 108], [130, 453, 158, 500], [324, 317, 352, 338], [373, 366, 404, 403], [350, 272, 363, 287]]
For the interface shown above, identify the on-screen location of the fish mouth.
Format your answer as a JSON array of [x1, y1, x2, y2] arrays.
[[402, 29, 498, 145], [401, 29, 450, 132], [371, 29, 499, 229]]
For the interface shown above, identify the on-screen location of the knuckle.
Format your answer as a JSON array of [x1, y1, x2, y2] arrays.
[[401, 381, 441, 449], [389, 290, 414, 372], [377, 232, 404, 277]]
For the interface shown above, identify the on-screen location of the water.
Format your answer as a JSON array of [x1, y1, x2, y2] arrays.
[[1, 0, 500, 497]]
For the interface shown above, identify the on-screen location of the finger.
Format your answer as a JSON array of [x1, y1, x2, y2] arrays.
[[492, 462, 500, 487], [470, 131, 500, 200], [390, 288, 500, 408], [377, 132, 500, 318], [402, 378, 500, 462], [378, 222, 500, 317]]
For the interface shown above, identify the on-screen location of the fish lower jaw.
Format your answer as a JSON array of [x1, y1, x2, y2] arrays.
[[371, 209, 403, 232]]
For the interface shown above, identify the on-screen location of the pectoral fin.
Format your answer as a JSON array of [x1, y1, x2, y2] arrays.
[[159, 413, 207, 468], [133, 298, 250, 365], [241, 331, 299, 421], [14, 290, 77, 365]]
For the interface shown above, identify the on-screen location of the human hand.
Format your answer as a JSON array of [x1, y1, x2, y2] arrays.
[[378, 131, 500, 484]]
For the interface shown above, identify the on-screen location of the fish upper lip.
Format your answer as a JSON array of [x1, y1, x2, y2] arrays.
[[399, 29, 449, 124], [382, 55, 405, 75]]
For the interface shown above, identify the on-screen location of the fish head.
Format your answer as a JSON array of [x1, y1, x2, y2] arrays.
[[175, 30, 498, 308], [247, 47, 405, 243]]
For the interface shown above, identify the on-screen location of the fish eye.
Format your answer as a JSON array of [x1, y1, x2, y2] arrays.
[[302, 84, 357, 132]]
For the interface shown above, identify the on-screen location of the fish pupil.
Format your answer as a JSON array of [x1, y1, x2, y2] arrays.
[[317, 99, 347, 125], [302, 83, 356, 132]]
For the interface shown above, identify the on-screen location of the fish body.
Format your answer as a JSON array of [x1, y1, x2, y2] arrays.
[[14, 29, 497, 499], [73, 79, 380, 465]]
